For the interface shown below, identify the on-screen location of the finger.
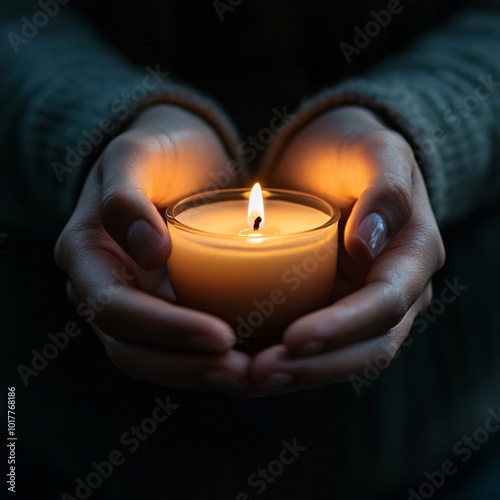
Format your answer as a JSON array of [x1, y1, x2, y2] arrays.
[[249, 292, 425, 396], [98, 132, 173, 269], [344, 130, 416, 260], [63, 235, 236, 353], [284, 176, 442, 356], [95, 327, 250, 392], [284, 266, 432, 358], [56, 167, 236, 354]]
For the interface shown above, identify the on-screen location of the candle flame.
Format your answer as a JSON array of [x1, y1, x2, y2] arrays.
[[248, 183, 265, 230]]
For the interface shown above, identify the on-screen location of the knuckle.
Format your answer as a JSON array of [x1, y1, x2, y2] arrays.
[[413, 223, 446, 273], [99, 189, 129, 221], [380, 281, 409, 328], [383, 182, 414, 223], [54, 217, 104, 272], [422, 284, 433, 310]]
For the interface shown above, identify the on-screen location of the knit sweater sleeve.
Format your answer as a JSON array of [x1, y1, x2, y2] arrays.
[[0, 1, 242, 237], [260, 0, 500, 226]]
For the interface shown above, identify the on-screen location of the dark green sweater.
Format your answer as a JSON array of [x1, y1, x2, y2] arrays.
[[2, 1, 500, 498]]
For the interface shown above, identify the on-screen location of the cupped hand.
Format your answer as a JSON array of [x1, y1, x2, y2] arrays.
[[54, 104, 250, 392], [249, 105, 445, 396]]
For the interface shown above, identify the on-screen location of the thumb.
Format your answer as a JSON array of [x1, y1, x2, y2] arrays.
[[98, 134, 171, 269], [345, 174, 414, 260]]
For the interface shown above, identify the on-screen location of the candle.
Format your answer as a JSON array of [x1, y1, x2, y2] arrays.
[[165, 184, 340, 344]]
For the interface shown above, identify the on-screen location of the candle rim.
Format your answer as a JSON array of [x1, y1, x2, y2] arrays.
[[165, 187, 340, 240]]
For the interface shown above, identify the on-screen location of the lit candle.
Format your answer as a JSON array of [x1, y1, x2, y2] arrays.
[[165, 184, 340, 344]]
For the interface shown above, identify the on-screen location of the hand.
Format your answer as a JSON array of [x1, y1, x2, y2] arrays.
[[54, 104, 250, 392], [249, 106, 445, 396]]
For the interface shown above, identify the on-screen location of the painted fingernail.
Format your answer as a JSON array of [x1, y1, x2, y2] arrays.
[[127, 219, 164, 267], [296, 340, 326, 357], [200, 370, 244, 389], [357, 213, 387, 258]]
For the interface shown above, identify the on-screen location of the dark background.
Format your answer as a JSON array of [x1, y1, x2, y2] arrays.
[[3, 0, 500, 498]]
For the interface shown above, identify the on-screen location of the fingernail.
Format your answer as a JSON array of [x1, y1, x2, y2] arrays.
[[357, 213, 387, 258], [201, 370, 244, 390], [296, 340, 326, 357], [127, 219, 164, 267], [261, 372, 294, 390]]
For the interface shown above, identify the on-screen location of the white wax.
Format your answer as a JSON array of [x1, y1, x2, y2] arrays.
[[167, 198, 339, 340]]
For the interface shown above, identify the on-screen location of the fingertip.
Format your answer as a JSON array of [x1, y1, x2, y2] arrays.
[[347, 212, 388, 260], [226, 349, 252, 376], [199, 350, 251, 393], [190, 312, 237, 353], [250, 345, 288, 385], [282, 316, 327, 358]]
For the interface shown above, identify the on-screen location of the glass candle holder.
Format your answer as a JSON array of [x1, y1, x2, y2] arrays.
[[165, 188, 340, 344]]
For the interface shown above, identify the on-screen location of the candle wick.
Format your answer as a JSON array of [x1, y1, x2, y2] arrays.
[[253, 216, 262, 231]]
